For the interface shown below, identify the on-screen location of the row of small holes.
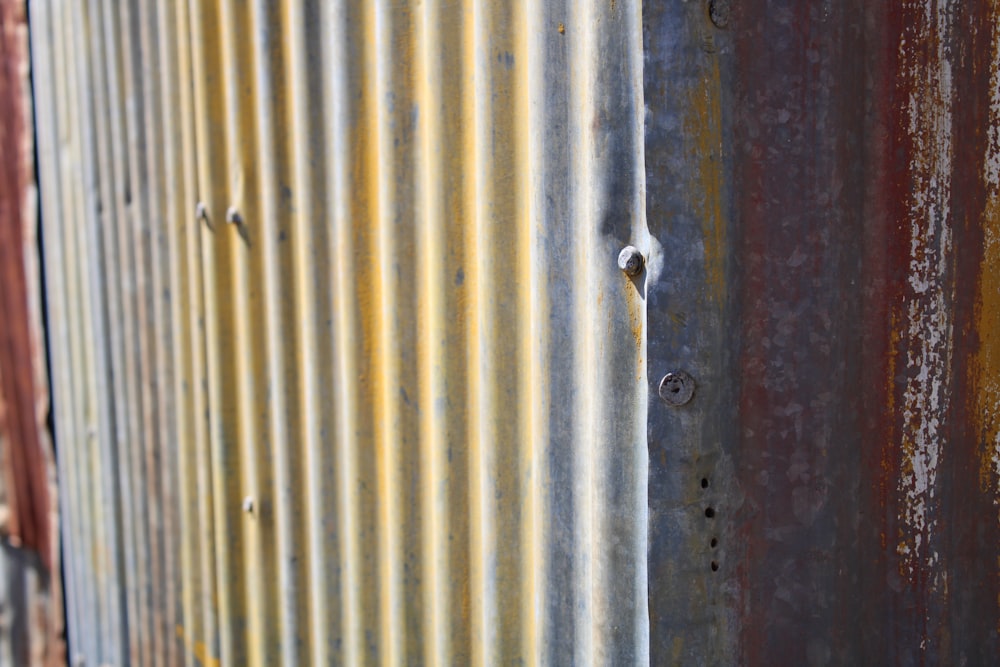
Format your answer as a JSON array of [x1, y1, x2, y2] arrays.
[[703, 477, 718, 572]]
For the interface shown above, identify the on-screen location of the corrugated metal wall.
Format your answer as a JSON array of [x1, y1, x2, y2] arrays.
[[31, 0, 1000, 665], [30, 0, 648, 665]]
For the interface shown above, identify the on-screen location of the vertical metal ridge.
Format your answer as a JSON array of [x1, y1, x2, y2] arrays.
[[137, 1, 177, 661], [462, 0, 487, 661], [192, 0, 251, 659], [514, 5, 540, 666], [525, 3, 577, 664], [163, 2, 210, 664], [216, 0, 264, 662], [284, 2, 334, 665], [524, 0, 595, 656], [29, 0, 68, 651], [370, 1, 398, 661], [469, 0, 531, 662], [247, 2, 309, 662], [321, 2, 367, 664], [567, 3, 596, 664], [372, 1, 423, 663], [89, 1, 143, 661], [592, 2, 647, 663], [413, 1, 473, 663], [105, 0, 154, 657], [58, 1, 99, 655], [185, 0, 223, 659], [413, 5, 442, 661], [335, 0, 382, 661], [73, 1, 127, 660], [33, 3, 93, 662], [575, 6, 596, 662], [150, 2, 185, 662], [119, 2, 161, 660]]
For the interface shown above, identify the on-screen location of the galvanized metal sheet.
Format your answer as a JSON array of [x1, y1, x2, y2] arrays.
[[31, 0, 648, 665]]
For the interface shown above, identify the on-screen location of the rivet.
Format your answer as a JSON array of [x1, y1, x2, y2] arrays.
[[195, 202, 207, 221], [659, 370, 695, 406], [226, 206, 242, 225], [617, 245, 644, 277], [242, 496, 255, 514]]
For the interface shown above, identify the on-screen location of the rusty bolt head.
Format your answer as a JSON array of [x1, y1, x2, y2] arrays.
[[618, 246, 644, 276], [659, 371, 695, 406], [242, 495, 255, 514]]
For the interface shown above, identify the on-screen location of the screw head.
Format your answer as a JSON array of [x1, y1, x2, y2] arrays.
[[195, 202, 207, 220], [242, 496, 255, 514], [618, 246, 644, 276], [226, 206, 242, 225], [659, 371, 695, 406]]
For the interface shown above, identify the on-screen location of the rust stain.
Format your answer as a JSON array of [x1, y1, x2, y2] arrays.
[[974, 14, 1000, 500], [973, 199, 1000, 493], [684, 57, 726, 307], [624, 276, 643, 350], [0, 0, 51, 571]]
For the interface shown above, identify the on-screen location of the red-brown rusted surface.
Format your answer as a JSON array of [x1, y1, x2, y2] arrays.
[[646, 0, 1000, 663], [0, 0, 51, 573]]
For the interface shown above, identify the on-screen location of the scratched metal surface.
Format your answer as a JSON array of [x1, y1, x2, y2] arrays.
[[30, 0, 648, 665], [645, 0, 1000, 664]]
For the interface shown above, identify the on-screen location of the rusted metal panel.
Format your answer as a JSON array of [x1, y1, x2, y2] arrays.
[[645, 0, 1000, 664], [0, 0, 50, 572], [0, 0, 63, 665], [31, 0, 648, 665]]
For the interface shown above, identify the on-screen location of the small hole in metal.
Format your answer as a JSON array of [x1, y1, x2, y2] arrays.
[[710, 538, 718, 548], [705, 507, 715, 518], [701, 478, 709, 489], [711, 561, 719, 572]]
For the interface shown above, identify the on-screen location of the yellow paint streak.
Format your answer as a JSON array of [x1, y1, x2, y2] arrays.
[[685, 57, 726, 306], [176, 626, 221, 667]]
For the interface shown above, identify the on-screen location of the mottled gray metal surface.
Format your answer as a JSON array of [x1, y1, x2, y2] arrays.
[[643, 1, 740, 663]]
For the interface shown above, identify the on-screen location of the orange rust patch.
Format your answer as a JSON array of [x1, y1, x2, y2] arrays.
[[972, 198, 1000, 493]]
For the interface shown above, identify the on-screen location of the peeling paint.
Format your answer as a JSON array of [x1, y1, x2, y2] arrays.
[[895, 0, 954, 584]]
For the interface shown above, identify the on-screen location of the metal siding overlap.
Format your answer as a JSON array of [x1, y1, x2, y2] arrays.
[[31, 0, 648, 665]]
